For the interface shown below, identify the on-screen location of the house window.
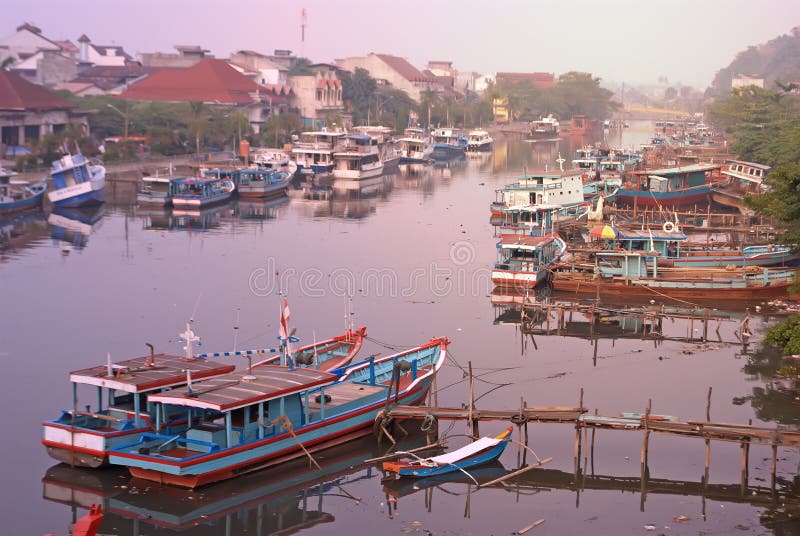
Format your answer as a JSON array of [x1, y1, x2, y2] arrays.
[[24, 125, 40, 142], [316, 89, 322, 101]]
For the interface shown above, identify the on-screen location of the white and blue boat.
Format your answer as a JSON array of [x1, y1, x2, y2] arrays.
[[0, 167, 46, 214], [137, 175, 177, 205], [291, 131, 346, 176], [431, 127, 467, 158], [108, 336, 449, 488], [397, 127, 433, 164], [47, 153, 106, 208]]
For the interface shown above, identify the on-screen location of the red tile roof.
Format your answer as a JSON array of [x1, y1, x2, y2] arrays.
[[374, 54, 431, 83], [120, 59, 262, 104], [0, 69, 75, 110]]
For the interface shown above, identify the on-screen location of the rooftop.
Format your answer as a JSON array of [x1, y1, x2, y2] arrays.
[[0, 69, 75, 111], [70, 354, 235, 394], [147, 365, 337, 412]]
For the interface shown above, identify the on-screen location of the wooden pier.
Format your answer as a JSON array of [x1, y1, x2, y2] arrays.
[[379, 380, 799, 493]]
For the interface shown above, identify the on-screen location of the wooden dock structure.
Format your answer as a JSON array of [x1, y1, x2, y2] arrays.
[[380, 379, 799, 494]]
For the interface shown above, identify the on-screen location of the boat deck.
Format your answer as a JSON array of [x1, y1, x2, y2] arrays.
[[308, 382, 386, 412]]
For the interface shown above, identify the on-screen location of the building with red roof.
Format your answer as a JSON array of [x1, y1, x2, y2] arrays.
[[0, 68, 89, 153], [120, 58, 277, 133]]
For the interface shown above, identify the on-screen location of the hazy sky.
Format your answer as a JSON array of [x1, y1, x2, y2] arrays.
[[5, 0, 799, 88]]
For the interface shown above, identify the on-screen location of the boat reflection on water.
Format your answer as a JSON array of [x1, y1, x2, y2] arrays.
[[236, 194, 289, 221], [0, 210, 48, 261], [43, 435, 428, 535], [138, 201, 236, 232], [292, 176, 396, 220], [48, 205, 105, 251]]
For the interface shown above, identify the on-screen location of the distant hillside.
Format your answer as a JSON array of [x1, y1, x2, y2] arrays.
[[710, 27, 800, 94]]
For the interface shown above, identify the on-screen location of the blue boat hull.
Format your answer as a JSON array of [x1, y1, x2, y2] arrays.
[[0, 186, 46, 214], [53, 188, 105, 208]]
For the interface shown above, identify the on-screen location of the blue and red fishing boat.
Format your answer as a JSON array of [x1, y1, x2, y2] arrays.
[[108, 336, 449, 488], [616, 164, 721, 209], [42, 327, 235, 468], [383, 427, 513, 478]]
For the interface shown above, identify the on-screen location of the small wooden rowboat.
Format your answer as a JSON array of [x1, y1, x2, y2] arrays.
[[383, 427, 513, 478]]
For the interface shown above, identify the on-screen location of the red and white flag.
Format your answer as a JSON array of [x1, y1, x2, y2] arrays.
[[279, 298, 291, 340]]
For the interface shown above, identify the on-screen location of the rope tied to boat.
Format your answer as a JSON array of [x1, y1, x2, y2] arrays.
[[270, 415, 321, 470], [420, 414, 437, 432]]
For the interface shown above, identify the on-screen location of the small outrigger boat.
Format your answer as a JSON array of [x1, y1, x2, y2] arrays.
[[136, 176, 176, 205], [42, 327, 235, 468], [0, 167, 46, 214], [108, 337, 449, 488], [47, 153, 106, 208], [171, 176, 235, 208], [383, 427, 513, 478]]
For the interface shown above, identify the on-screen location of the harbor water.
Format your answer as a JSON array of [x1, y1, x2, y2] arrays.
[[1, 121, 798, 535]]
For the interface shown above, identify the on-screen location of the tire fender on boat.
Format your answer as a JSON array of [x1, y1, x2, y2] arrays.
[[663, 221, 675, 233]]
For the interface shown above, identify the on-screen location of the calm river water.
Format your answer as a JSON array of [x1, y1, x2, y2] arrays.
[[1, 122, 799, 535]]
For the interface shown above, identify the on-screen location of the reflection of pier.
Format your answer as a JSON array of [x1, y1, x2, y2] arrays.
[[384, 461, 799, 518]]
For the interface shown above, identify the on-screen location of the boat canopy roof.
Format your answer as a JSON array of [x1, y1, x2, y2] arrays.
[[615, 227, 686, 241], [498, 235, 556, 250], [147, 365, 337, 412], [725, 159, 771, 171], [69, 354, 235, 394], [173, 176, 220, 185], [629, 163, 720, 176]]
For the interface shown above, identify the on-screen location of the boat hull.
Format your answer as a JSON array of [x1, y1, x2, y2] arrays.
[[491, 269, 549, 290], [616, 186, 711, 208], [0, 184, 46, 214], [136, 193, 171, 206], [172, 191, 232, 207], [42, 422, 152, 468], [117, 383, 431, 488], [551, 272, 796, 299], [237, 180, 290, 197], [49, 179, 106, 208]]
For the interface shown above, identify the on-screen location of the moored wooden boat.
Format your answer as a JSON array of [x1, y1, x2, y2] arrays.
[[236, 168, 291, 197], [492, 233, 566, 290], [136, 176, 175, 205], [0, 177, 46, 214], [108, 337, 449, 488], [383, 427, 513, 478], [42, 334, 235, 468], [171, 176, 235, 208]]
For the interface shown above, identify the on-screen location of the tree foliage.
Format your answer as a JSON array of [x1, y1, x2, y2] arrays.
[[708, 88, 800, 247], [765, 315, 800, 356]]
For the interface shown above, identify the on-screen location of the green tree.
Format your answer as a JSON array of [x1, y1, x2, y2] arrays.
[[288, 57, 314, 76], [340, 67, 378, 124]]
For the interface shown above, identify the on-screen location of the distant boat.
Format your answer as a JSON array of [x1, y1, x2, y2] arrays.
[[528, 115, 560, 139], [0, 167, 46, 214], [291, 130, 346, 176], [47, 153, 106, 208], [431, 127, 467, 158], [397, 127, 433, 164], [617, 164, 721, 209], [171, 176, 235, 208], [466, 129, 493, 151], [492, 233, 567, 290], [42, 329, 235, 468], [333, 134, 384, 179], [383, 427, 513, 478], [108, 336, 449, 488], [136, 176, 176, 205], [251, 148, 297, 175], [236, 169, 291, 197]]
